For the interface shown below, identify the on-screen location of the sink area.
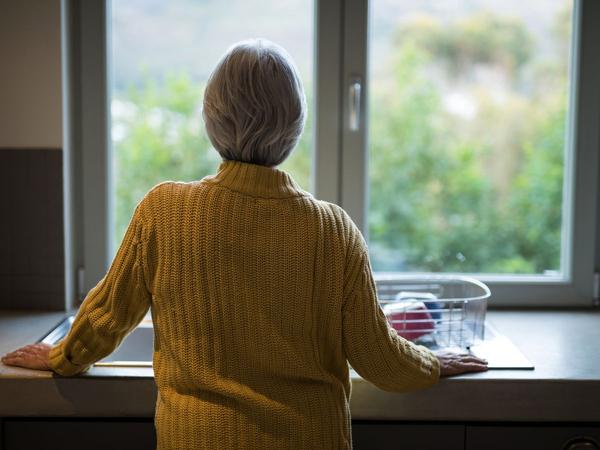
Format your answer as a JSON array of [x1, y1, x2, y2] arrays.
[[38, 313, 154, 367], [4, 310, 596, 425], [38, 312, 533, 370]]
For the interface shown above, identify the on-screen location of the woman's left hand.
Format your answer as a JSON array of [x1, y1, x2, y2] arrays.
[[1, 343, 53, 371]]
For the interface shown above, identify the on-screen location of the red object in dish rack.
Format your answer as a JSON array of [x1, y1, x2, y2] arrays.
[[383, 300, 435, 341]]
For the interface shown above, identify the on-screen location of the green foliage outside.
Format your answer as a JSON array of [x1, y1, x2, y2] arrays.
[[113, 9, 569, 275], [367, 9, 569, 273]]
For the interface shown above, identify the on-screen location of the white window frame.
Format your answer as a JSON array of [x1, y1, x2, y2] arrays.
[[62, 0, 600, 309], [341, 0, 600, 307]]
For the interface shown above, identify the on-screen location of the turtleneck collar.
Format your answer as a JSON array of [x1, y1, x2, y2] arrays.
[[201, 159, 311, 199]]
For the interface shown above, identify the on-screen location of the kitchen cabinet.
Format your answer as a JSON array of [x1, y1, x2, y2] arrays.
[[351, 421, 464, 449], [1, 419, 600, 449], [465, 424, 600, 450], [351, 422, 599, 450], [2, 419, 465, 450], [2, 418, 156, 450]]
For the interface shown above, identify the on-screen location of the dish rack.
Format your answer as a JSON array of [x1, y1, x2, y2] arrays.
[[377, 275, 491, 350]]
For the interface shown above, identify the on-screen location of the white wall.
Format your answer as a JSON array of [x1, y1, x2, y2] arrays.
[[0, 0, 62, 148]]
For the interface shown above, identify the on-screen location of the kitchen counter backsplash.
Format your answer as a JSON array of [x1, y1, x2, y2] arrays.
[[0, 148, 64, 310]]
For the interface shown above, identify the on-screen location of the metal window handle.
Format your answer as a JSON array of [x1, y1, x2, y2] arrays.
[[349, 78, 362, 131]]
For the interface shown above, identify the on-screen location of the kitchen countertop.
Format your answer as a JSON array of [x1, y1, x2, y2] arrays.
[[1, 309, 599, 421]]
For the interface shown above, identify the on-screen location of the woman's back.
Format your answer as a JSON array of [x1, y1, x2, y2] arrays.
[[143, 159, 439, 449], [149, 160, 353, 449]]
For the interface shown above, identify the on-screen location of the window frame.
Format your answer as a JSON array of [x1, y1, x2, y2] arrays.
[[342, 0, 600, 306], [62, 0, 600, 309]]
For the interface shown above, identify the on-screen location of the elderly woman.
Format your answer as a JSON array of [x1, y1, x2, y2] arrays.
[[2, 39, 486, 449]]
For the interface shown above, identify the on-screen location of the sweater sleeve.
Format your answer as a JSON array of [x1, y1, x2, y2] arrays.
[[48, 195, 154, 376], [341, 216, 440, 392]]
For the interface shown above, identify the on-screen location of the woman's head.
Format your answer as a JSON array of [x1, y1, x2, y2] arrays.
[[202, 39, 307, 167]]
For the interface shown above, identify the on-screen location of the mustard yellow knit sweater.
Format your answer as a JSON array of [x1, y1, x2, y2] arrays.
[[48, 159, 440, 449]]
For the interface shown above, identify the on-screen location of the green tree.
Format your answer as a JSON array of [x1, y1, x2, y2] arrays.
[[369, 43, 511, 272], [369, 8, 569, 274], [395, 12, 534, 78], [112, 73, 218, 251]]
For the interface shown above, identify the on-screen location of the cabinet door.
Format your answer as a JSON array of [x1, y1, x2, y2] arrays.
[[466, 425, 600, 450], [3, 419, 156, 450], [352, 421, 464, 450]]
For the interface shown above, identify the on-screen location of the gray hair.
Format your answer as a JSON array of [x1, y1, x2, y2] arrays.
[[202, 39, 307, 167]]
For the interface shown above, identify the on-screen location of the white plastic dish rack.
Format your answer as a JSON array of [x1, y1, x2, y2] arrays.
[[376, 275, 491, 350]]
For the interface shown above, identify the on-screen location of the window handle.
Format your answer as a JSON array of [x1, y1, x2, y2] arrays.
[[349, 77, 362, 131]]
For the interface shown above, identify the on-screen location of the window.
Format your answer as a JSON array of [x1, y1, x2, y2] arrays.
[[65, 0, 600, 307], [110, 0, 315, 252], [367, 2, 572, 276]]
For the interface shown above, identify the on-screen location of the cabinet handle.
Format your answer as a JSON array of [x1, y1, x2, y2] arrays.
[[564, 437, 600, 450], [349, 77, 362, 131]]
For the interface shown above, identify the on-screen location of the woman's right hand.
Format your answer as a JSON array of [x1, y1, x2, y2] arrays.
[[434, 350, 488, 377]]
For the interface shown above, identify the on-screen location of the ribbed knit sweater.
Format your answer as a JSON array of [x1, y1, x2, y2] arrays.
[[48, 159, 440, 449]]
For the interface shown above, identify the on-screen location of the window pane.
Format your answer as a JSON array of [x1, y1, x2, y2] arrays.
[[109, 0, 314, 257], [367, 0, 573, 275]]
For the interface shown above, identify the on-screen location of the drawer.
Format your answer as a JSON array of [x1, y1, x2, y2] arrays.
[[3, 418, 155, 450], [352, 421, 464, 450], [465, 424, 600, 450]]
